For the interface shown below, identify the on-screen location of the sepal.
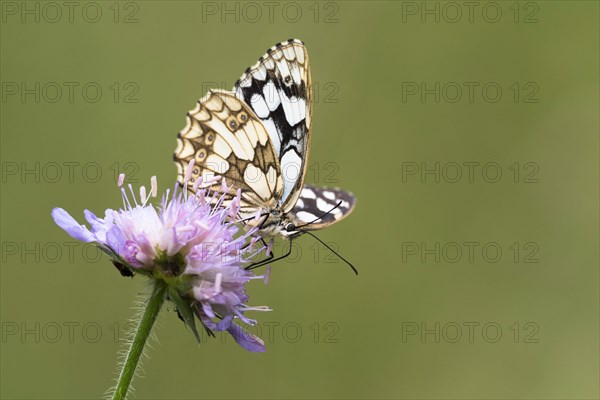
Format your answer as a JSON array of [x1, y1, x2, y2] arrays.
[[168, 286, 201, 343]]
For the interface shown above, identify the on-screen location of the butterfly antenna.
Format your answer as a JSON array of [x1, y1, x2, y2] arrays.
[[296, 201, 343, 229], [304, 231, 358, 275]]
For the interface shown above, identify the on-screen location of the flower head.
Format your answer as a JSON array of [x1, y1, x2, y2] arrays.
[[52, 161, 270, 351]]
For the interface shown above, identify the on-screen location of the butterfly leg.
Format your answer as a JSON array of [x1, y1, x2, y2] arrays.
[[246, 236, 293, 271], [239, 213, 270, 251], [259, 237, 275, 262], [245, 237, 273, 270], [243, 213, 274, 262]]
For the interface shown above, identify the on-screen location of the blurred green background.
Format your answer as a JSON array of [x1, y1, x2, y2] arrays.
[[1, 1, 598, 399]]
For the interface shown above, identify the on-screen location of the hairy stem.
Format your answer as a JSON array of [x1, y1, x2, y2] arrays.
[[112, 280, 167, 400]]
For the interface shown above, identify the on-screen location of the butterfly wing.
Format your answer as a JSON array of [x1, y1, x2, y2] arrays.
[[174, 89, 283, 220], [233, 39, 312, 214], [288, 185, 356, 231]]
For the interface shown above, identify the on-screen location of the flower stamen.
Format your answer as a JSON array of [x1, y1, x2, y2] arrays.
[[150, 176, 157, 198], [214, 273, 222, 293], [128, 184, 138, 207]]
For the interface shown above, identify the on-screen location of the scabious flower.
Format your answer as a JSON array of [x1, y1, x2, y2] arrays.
[[51, 161, 270, 352]]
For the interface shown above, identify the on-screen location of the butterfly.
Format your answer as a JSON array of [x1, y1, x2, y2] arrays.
[[174, 39, 356, 271]]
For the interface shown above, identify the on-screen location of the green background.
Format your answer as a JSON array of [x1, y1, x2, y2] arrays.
[[1, 1, 598, 399]]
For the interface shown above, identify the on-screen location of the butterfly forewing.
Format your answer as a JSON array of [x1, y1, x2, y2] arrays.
[[174, 39, 356, 239], [288, 185, 357, 231], [234, 39, 312, 214], [174, 90, 283, 220]]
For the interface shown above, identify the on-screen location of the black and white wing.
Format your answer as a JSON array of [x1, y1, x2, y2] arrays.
[[288, 185, 356, 231], [233, 39, 312, 214], [174, 90, 283, 220]]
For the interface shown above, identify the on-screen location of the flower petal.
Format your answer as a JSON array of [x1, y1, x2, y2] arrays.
[[84, 210, 104, 232], [106, 226, 126, 255], [215, 315, 233, 331], [226, 323, 266, 352], [51, 208, 95, 242]]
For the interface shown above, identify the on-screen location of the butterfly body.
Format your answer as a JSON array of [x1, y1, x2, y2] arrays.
[[174, 39, 355, 244]]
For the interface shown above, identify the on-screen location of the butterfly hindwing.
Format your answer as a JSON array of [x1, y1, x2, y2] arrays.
[[174, 90, 283, 219], [288, 185, 356, 231], [234, 39, 312, 214]]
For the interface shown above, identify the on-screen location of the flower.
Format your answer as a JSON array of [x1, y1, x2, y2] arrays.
[[51, 161, 271, 351]]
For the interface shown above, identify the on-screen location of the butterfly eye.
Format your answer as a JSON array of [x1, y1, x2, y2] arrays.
[[237, 111, 248, 124], [226, 116, 238, 130], [285, 223, 296, 232]]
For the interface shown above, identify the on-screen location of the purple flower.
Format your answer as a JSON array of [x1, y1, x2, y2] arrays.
[[52, 161, 271, 351]]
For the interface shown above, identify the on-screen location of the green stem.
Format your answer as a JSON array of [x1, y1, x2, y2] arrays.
[[113, 280, 167, 400]]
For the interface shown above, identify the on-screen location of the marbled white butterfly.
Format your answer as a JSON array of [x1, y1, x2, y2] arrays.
[[174, 39, 356, 271]]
